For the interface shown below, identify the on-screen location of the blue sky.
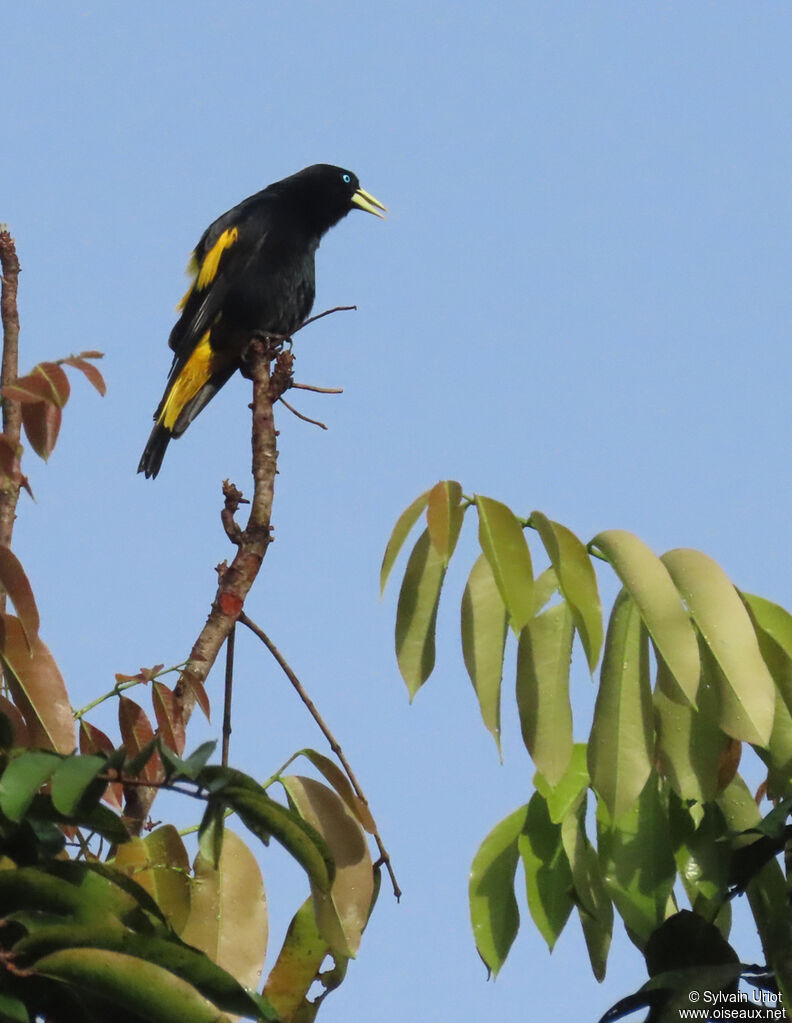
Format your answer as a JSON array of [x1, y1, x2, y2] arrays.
[[4, 2, 792, 1020]]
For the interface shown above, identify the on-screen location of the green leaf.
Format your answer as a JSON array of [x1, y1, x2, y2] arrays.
[[469, 804, 527, 976], [475, 496, 533, 634], [426, 480, 464, 565], [530, 512, 602, 670], [663, 549, 774, 746], [560, 800, 613, 981], [667, 796, 731, 916], [742, 592, 792, 660], [181, 829, 269, 1000], [516, 601, 574, 786], [50, 754, 107, 816], [590, 530, 699, 705], [743, 594, 792, 723], [461, 553, 508, 754], [654, 663, 730, 803], [0, 750, 61, 821], [596, 777, 675, 947], [32, 947, 236, 1023], [224, 785, 334, 895], [264, 896, 330, 1022], [588, 591, 653, 820], [380, 489, 430, 594], [282, 776, 373, 958], [394, 529, 446, 697], [295, 749, 376, 833], [518, 791, 574, 950], [533, 566, 559, 614], [534, 744, 589, 824]]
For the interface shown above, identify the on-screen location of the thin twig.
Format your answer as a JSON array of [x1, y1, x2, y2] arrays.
[[238, 610, 402, 900], [279, 397, 328, 430], [294, 305, 356, 333], [222, 626, 235, 766], [292, 382, 344, 394]]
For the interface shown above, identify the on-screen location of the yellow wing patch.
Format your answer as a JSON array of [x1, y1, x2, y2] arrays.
[[158, 331, 214, 430], [196, 227, 239, 291], [176, 253, 200, 311]]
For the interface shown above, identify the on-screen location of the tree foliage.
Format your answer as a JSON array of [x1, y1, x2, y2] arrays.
[[0, 228, 384, 1023], [384, 482, 792, 1019]]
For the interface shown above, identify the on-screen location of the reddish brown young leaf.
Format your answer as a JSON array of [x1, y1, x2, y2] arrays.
[[79, 720, 124, 810], [62, 356, 107, 396], [35, 363, 71, 407], [2, 373, 57, 405], [21, 401, 61, 460], [0, 693, 30, 746], [1, 614, 75, 753], [118, 696, 162, 784], [152, 682, 186, 755], [179, 668, 211, 721], [75, 350, 103, 360], [0, 546, 39, 645]]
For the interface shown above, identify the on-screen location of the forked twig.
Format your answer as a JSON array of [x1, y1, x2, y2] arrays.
[[238, 610, 401, 900], [294, 305, 356, 333]]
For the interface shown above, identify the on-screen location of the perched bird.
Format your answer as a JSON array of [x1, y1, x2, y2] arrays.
[[138, 164, 386, 478]]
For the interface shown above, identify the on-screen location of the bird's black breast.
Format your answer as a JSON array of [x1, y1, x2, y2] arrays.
[[225, 237, 318, 337]]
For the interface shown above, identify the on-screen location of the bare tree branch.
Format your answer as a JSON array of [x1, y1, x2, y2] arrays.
[[0, 229, 22, 568]]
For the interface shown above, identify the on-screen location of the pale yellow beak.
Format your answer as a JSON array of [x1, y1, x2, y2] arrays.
[[352, 186, 388, 219]]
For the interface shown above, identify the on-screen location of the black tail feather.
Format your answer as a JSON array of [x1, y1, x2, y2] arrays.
[[138, 423, 172, 479]]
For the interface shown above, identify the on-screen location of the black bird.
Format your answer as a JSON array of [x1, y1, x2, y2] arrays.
[[138, 164, 386, 478]]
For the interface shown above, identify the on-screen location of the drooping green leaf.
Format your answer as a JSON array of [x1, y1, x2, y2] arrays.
[[534, 744, 589, 824], [181, 829, 269, 997], [716, 776, 790, 959], [744, 598, 792, 723], [50, 755, 107, 817], [111, 826, 191, 934], [282, 776, 373, 958], [663, 550, 774, 747], [654, 662, 730, 803], [533, 566, 559, 614], [461, 553, 508, 754], [516, 601, 574, 786], [590, 530, 699, 705], [32, 947, 236, 1023], [426, 480, 464, 565], [0, 750, 61, 821], [560, 800, 613, 981], [469, 804, 527, 976], [596, 777, 675, 947], [380, 489, 430, 594], [588, 592, 653, 820], [475, 496, 533, 634], [394, 529, 446, 697], [530, 512, 602, 671], [264, 895, 330, 1023], [518, 791, 574, 950], [667, 795, 731, 918], [295, 749, 376, 833], [224, 785, 334, 894]]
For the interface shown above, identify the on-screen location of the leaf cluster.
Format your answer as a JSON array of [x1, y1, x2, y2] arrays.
[[383, 482, 792, 1015]]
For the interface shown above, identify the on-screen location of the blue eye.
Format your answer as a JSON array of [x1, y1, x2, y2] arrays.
[[342, 173, 351, 183]]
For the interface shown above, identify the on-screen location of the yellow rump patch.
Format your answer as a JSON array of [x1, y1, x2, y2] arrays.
[[158, 332, 213, 430], [197, 227, 238, 291]]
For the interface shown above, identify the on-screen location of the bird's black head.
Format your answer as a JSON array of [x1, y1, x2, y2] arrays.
[[275, 164, 387, 236]]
